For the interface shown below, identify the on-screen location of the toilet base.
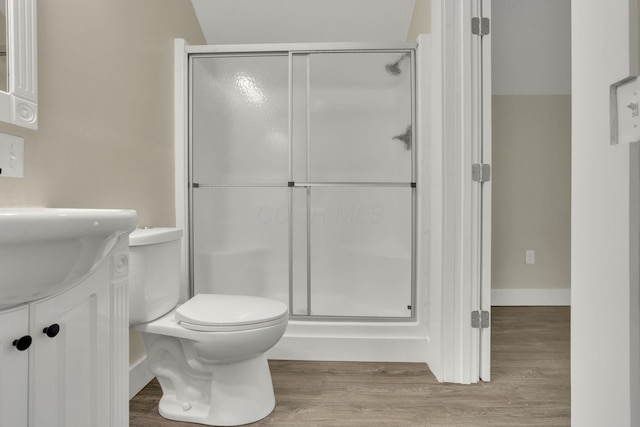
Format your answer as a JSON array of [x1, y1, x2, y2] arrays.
[[137, 309, 287, 426], [155, 353, 276, 426]]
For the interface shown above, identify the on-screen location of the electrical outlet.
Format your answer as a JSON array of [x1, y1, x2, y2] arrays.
[[525, 250, 535, 265], [0, 133, 24, 178]]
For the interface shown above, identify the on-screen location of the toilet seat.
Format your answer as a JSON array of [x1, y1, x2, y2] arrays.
[[175, 294, 288, 332]]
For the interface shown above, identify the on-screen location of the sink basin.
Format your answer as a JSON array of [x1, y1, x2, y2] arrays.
[[0, 208, 138, 309]]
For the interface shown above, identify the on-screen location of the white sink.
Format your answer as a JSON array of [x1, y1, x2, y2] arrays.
[[0, 208, 138, 309]]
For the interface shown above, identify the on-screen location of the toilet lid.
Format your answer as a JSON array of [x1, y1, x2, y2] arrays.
[[175, 294, 288, 330]]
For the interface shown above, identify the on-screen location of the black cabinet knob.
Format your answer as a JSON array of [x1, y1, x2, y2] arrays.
[[43, 324, 60, 338], [12, 335, 32, 351]]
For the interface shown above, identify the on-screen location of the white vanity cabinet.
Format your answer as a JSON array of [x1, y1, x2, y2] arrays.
[[0, 243, 130, 427]]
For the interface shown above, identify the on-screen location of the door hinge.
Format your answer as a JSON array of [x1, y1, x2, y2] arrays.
[[472, 17, 490, 36], [471, 310, 490, 328], [472, 163, 491, 183]]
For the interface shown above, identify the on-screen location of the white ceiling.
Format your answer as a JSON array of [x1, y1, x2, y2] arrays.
[[190, 0, 416, 45]]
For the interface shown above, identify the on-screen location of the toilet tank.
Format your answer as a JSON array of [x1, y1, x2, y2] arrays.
[[128, 227, 183, 324]]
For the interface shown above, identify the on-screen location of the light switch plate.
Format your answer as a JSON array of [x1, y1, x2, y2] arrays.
[[611, 75, 640, 145], [0, 133, 24, 178]]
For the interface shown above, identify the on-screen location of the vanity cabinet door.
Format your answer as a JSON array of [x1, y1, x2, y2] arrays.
[[29, 264, 111, 427], [0, 305, 29, 427]]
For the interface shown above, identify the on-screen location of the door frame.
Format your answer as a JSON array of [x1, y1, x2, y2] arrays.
[[427, 0, 491, 383]]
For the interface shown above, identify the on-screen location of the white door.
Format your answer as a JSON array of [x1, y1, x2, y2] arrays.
[[472, 0, 492, 382]]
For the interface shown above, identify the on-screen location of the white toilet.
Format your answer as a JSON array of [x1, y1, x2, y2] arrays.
[[128, 227, 288, 426]]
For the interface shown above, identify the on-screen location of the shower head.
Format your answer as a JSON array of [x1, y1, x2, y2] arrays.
[[385, 53, 411, 76]]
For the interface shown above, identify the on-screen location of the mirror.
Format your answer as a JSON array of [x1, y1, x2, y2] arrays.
[[0, 0, 37, 129]]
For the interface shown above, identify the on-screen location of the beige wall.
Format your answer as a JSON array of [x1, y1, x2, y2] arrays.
[[0, 0, 205, 228], [492, 95, 571, 290], [407, 0, 431, 39], [491, 1, 571, 297], [0, 0, 205, 371]]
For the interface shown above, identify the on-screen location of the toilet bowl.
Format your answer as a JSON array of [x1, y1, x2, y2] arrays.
[[128, 228, 288, 426]]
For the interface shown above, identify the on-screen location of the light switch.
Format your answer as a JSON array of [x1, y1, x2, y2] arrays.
[[611, 75, 640, 145], [0, 133, 24, 178]]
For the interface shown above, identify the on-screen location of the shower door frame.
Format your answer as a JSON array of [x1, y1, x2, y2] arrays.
[[184, 42, 418, 322]]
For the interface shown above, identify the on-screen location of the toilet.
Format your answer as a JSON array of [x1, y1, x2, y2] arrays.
[[128, 227, 288, 426]]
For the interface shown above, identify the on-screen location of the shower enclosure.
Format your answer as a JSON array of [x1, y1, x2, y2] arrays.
[[176, 5, 492, 382], [189, 45, 416, 321]]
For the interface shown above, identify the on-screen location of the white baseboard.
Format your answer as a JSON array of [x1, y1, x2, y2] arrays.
[[491, 288, 571, 306], [129, 356, 154, 400]]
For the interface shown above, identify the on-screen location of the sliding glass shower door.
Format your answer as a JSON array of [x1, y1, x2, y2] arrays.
[[190, 46, 415, 319], [191, 54, 291, 307]]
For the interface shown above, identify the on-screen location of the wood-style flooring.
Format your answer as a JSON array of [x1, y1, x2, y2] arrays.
[[129, 306, 570, 426]]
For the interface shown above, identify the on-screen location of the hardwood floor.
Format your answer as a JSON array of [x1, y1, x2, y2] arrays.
[[129, 306, 570, 426]]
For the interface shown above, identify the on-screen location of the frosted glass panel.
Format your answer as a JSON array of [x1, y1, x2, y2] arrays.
[[305, 52, 413, 182], [191, 55, 289, 184], [308, 187, 413, 317], [192, 187, 289, 306]]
